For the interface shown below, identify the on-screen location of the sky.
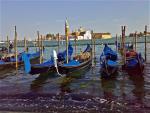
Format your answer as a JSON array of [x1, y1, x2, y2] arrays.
[[0, 0, 149, 40]]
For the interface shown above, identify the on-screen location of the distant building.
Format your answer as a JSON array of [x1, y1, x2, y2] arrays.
[[129, 32, 143, 37], [93, 33, 111, 39], [147, 32, 150, 36], [71, 29, 91, 40], [77, 31, 91, 40], [129, 31, 150, 37]]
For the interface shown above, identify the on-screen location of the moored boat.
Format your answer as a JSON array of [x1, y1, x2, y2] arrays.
[[0, 51, 40, 71], [58, 44, 92, 76], [100, 44, 118, 78], [29, 43, 73, 75], [122, 50, 145, 76]]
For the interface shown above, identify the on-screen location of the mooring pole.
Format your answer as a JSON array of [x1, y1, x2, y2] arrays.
[[14, 26, 18, 70], [124, 26, 126, 65], [37, 31, 40, 51], [93, 32, 96, 59], [115, 34, 118, 52], [121, 26, 124, 54], [134, 31, 137, 51], [122, 26, 126, 65], [74, 31, 78, 56], [91, 30, 94, 67], [65, 19, 69, 64], [120, 35, 122, 50], [40, 35, 44, 64], [24, 37, 27, 52], [35, 39, 37, 52], [144, 25, 147, 62], [57, 33, 60, 53], [7, 35, 9, 54], [123, 26, 126, 64]]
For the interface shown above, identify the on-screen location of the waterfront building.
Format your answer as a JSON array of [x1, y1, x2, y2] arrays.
[[93, 32, 112, 39]]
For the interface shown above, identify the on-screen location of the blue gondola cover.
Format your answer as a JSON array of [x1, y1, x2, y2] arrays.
[[63, 60, 80, 66], [22, 52, 31, 73]]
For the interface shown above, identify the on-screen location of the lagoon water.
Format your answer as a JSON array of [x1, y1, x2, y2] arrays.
[[0, 37, 150, 113]]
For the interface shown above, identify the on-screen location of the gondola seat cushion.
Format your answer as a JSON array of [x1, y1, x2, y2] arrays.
[[63, 60, 80, 66], [107, 60, 118, 67]]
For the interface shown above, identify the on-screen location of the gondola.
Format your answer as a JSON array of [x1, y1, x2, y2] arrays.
[[100, 44, 118, 78], [122, 50, 145, 76], [28, 43, 73, 75], [58, 44, 92, 75], [0, 51, 40, 71]]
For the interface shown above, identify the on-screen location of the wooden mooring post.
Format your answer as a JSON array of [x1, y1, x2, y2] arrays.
[[144, 25, 147, 63], [65, 19, 69, 64], [121, 26, 126, 65], [40, 35, 44, 64], [7, 35, 9, 54], [75, 31, 78, 56], [91, 30, 95, 67], [93, 32, 96, 59], [24, 37, 27, 52], [14, 26, 18, 70], [57, 33, 60, 53], [37, 31, 40, 51], [115, 34, 118, 52], [35, 39, 37, 52], [134, 31, 137, 51]]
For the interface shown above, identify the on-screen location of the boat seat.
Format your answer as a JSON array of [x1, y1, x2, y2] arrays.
[[63, 60, 80, 66]]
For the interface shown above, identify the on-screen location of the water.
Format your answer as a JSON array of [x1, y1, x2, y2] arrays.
[[0, 40, 150, 112]]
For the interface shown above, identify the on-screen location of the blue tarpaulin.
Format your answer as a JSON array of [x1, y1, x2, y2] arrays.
[[63, 60, 80, 66], [107, 59, 118, 67], [22, 52, 31, 73], [57, 42, 73, 61]]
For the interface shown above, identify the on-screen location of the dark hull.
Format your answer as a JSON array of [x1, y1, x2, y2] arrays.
[[0, 56, 39, 74], [100, 66, 118, 78], [30, 65, 55, 75], [122, 63, 144, 76], [30, 58, 92, 77], [59, 58, 92, 76]]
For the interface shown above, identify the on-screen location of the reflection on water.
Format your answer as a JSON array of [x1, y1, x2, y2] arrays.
[[30, 72, 58, 92], [60, 77, 73, 94], [101, 77, 116, 101], [129, 75, 145, 105]]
